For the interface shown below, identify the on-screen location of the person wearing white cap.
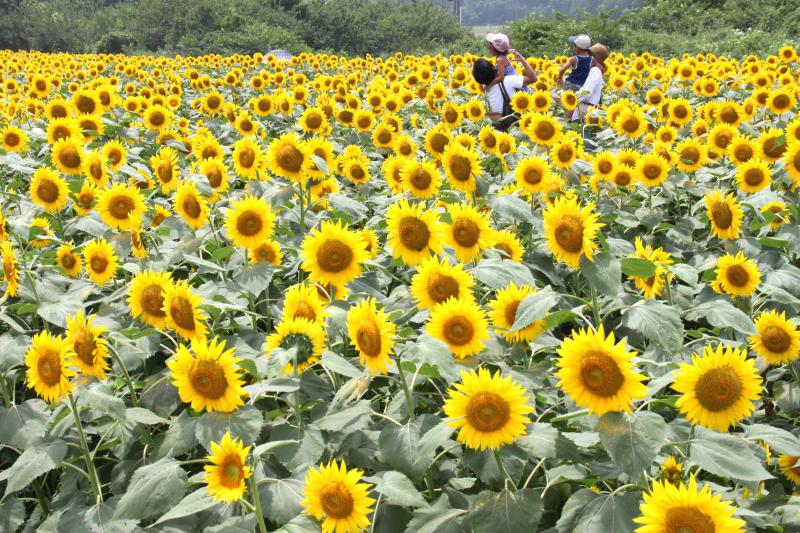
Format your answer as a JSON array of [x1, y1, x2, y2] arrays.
[[556, 33, 593, 119]]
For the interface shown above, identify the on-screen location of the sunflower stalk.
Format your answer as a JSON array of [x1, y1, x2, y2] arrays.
[[493, 448, 516, 492], [396, 357, 416, 422], [248, 473, 268, 533], [68, 393, 104, 503]]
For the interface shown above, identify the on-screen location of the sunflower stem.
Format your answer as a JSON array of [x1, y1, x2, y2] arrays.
[[108, 344, 139, 407], [648, 186, 653, 210], [292, 353, 304, 429], [590, 286, 601, 328], [493, 448, 516, 492], [248, 472, 268, 533], [32, 477, 51, 516], [396, 358, 416, 422], [68, 393, 104, 503]]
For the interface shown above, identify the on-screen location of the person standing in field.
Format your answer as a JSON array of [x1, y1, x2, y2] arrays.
[[472, 50, 537, 129], [557, 34, 594, 119]]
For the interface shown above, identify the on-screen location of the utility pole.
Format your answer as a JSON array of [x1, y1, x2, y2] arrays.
[[449, 0, 461, 25]]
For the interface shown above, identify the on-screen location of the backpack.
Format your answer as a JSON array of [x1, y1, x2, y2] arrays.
[[493, 81, 520, 132]]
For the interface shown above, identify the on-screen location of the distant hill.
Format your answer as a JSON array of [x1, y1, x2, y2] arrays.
[[431, 0, 641, 26]]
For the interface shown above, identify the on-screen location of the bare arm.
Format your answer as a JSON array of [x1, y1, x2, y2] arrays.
[[485, 56, 509, 89], [509, 49, 537, 86], [556, 57, 575, 85]]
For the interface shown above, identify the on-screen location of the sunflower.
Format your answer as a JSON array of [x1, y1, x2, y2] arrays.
[[82, 150, 109, 188], [2, 125, 28, 153], [163, 280, 208, 341], [628, 237, 673, 300], [301, 220, 366, 289], [393, 134, 419, 158], [201, 90, 225, 116], [300, 107, 329, 135], [347, 297, 396, 375], [306, 137, 334, 180], [757, 128, 787, 162], [167, 337, 246, 413], [735, 158, 771, 193], [149, 146, 180, 193], [128, 270, 171, 329], [555, 326, 647, 415], [65, 311, 109, 379], [29, 167, 69, 213], [410, 256, 475, 311], [174, 181, 209, 230], [672, 344, 762, 432], [543, 193, 603, 269], [353, 109, 376, 132], [634, 476, 745, 533], [46, 117, 82, 144], [761, 201, 790, 230], [515, 156, 552, 194], [267, 133, 310, 182], [400, 159, 441, 199], [524, 113, 562, 146], [750, 309, 800, 365], [785, 140, 800, 185], [29, 217, 53, 248], [232, 136, 265, 180], [478, 125, 499, 152], [444, 202, 493, 263], [225, 195, 276, 249], [614, 108, 648, 139], [144, 104, 172, 131], [198, 156, 230, 194], [343, 158, 370, 185], [234, 112, 259, 137], [767, 88, 796, 115], [673, 138, 707, 172], [264, 317, 327, 375], [707, 123, 737, 155], [1, 242, 19, 298], [385, 198, 444, 266], [102, 139, 127, 171], [441, 101, 463, 127], [491, 229, 524, 262], [301, 460, 375, 533], [426, 297, 489, 359], [635, 153, 670, 188], [711, 252, 761, 297], [51, 137, 85, 175], [424, 124, 452, 159], [82, 238, 119, 285], [371, 123, 396, 149], [249, 239, 283, 266], [282, 283, 328, 325], [56, 243, 82, 278], [727, 135, 755, 165], [358, 229, 379, 260], [488, 283, 547, 343], [592, 151, 616, 182], [25, 331, 75, 403], [96, 182, 146, 232], [441, 143, 481, 193], [704, 190, 743, 240], [204, 432, 252, 503], [779, 455, 800, 485]]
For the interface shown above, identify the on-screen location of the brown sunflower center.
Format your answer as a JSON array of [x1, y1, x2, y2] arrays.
[[189, 359, 227, 399], [398, 216, 430, 251], [73, 328, 97, 366], [597, 160, 613, 175], [409, 167, 432, 190], [157, 161, 173, 183], [744, 168, 765, 186], [149, 111, 165, 127], [349, 165, 365, 181], [694, 366, 742, 412], [643, 163, 662, 180], [221, 458, 244, 487], [452, 219, 479, 247], [4, 132, 20, 146], [444, 108, 459, 123], [205, 167, 222, 188], [504, 299, 521, 328], [201, 146, 219, 160], [317, 240, 354, 273], [442, 315, 474, 346], [37, 179, 60, 203], [725, 265, 749, 287], [239, 118, 254, 132], [51, 104, 68, 118], [356, 319, 382, 357], [681, 147, 700, 165], [377, 130, 392, 144], [733, 144, 753, 162], [90, 255, 108, 274], [277, 144, 303, 173], [320, 482, 354, 519], [465, 391, 511, 432], [535, 121, 555, 141], [579, 350, 624, 398], [255, 244, 276, 263], [427, 273, 460, 304], [714, 133, 733, 150], [58, 146, 81, 169], [621, 116, 640, 133], [709, 201, 732, 229], [554, 215, 584, 254], [76, 94, 96, 114], [107, 148, 122, 165], [141, 284, 166, 317], [109, 194, 135, 220], [482, 133, 497, 148], [292, 301, 316, 321], [773, 94, 790, 109], [169, 295, 196, 331], [524, 164, 544, 185], [615, 170, 633, 186], [183, 194, 202, 218], [761, 325, 791, 353], [430, 133, 448, 154], [672, 106, 688, 119], [37, 348, 62, 386], [236, 211, 263, 237], [60, 253, 76, 269], [762, 137, 786, 159], [238, 147, 256, 168], [207, 95, 221, 109], [557, 145, 574, 163]]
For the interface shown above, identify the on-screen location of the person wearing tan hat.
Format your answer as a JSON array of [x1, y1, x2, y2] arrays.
[[557, 34, 593, 92], [571, 43, 611, 131]]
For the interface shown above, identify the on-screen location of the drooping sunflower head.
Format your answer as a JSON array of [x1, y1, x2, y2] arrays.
[[347, 297, 396, 375], [634, 476, 746, 533], [750, 309, 800, 365], [224, 194, 276, 249], [25, 331, 76, 403], [174, 180, 209, 230], [760, 201, 790, 230], [672, 343, 762, 432], [712, 252, 761, 297], [301, 219, 367, 288], [778, 455, 800, 485], [555, 326, 648, 415], [385, 198, 443, 266], [301, 460, 375, 533], [149, 146, 180, 193], [128, 269, 172, 330], [488, 282, 547, 343], [1, 241, 19, 298], [704, 190, 743, 240], [65, 311, 109, 379], [204, 432, 252, 503], [491, 229, 524, 262], [264, 317, 327, 375], [82, 238, 119, 286], [163, 279, 208, 341], [426, 296, 489, 359], [542, 193, 604, 269], [167, 336, 246, 413]]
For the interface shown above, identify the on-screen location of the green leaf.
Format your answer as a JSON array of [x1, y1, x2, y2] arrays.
[[622, 300, 684, 351], [154, 488, 217, 525], [321, 349, 363, 378], [689, 426, 773, 481], [597, 412, 667, 480], [489, 194, 533, 224], [154, 411, 198, 459], [0, 439, 66, 497], [233, 262, 274, 297], [685, 300, 757, 335], [466, 488, 543, 532], [0, 400, 49, 448], [380, 418, 453, 481], [509, 286, 559, 332], [367, 471, 428, 508], [252, 439, 298, 459], [260, 477, 305, 525], [573, 491, 640, 533], [579, 251, 621, 298], [670, 263, 698, 287], [554, 489, 600, 532], [0, 498, 25, 533], [271, 424, 325, 470], [80, 383, 127, 419], [621, 257, 657, 278], [195, 405, 263, 451], [317, 400, 372, 432], [517, 422, 580, 460], [328, 193, 369, 222], [183, 254, 226, 272], [472, 259, 535, 290], [113, 459, 188, 521], [405, 494, 466, 533], [743, 424, 800, 456], [125, 407, 169, 425]]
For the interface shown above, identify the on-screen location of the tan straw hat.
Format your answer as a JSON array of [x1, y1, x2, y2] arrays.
[[589, 43, 610, 62]]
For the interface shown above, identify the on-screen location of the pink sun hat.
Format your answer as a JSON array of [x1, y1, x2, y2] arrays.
[[485, 33, 510, 53]]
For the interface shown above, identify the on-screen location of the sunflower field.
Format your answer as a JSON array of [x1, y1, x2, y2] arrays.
[[1, 45, 800, 532]]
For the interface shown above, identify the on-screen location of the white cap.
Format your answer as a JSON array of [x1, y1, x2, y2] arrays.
[[568, 34, 592, 50]]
